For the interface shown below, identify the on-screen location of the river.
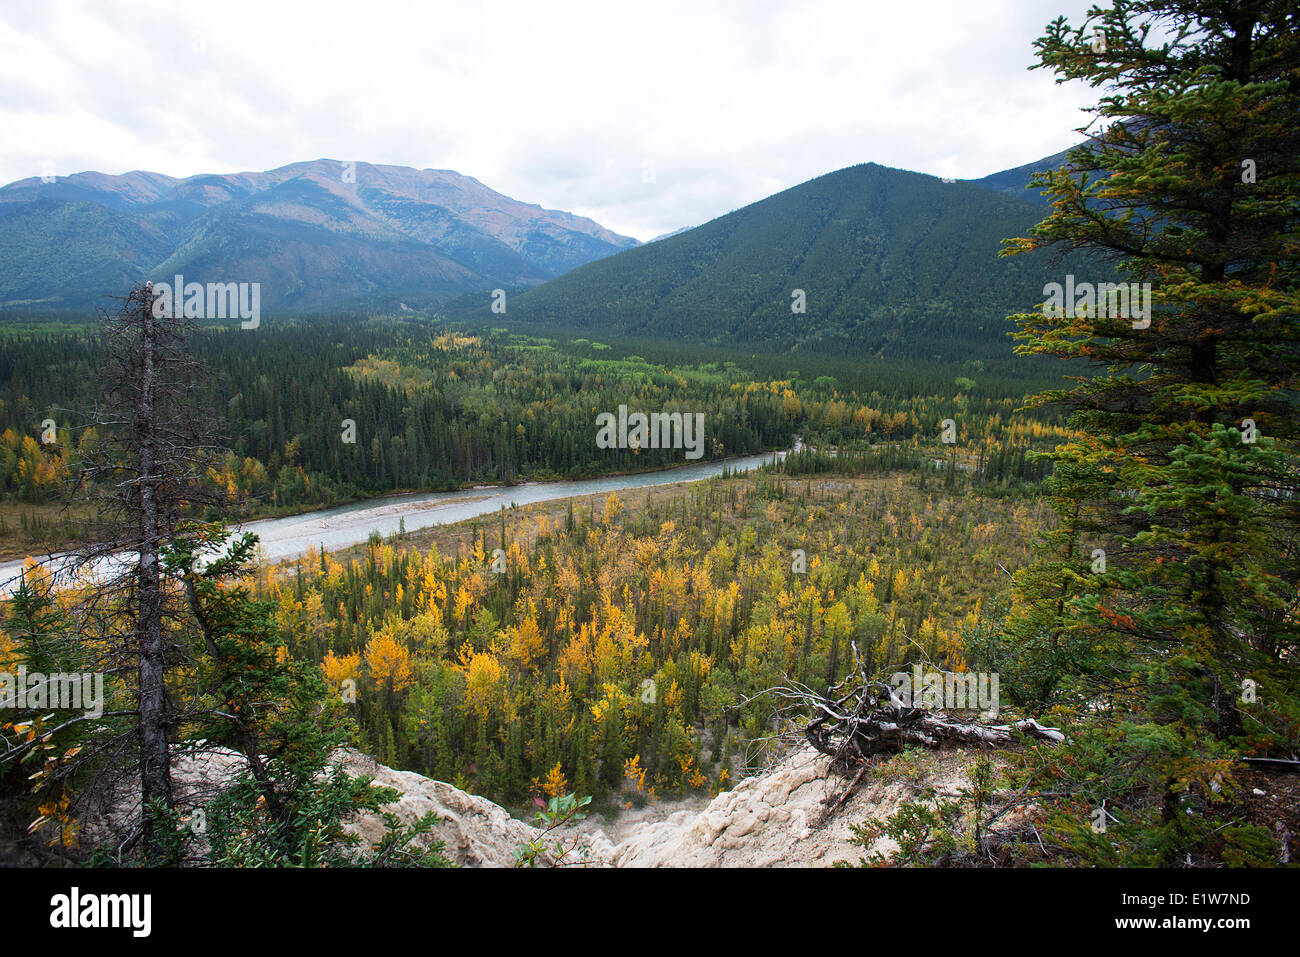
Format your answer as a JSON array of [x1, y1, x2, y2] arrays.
[[0, 448, 790, 593]]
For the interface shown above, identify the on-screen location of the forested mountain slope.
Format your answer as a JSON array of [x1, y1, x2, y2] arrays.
[[447, 161, 1093, 360]]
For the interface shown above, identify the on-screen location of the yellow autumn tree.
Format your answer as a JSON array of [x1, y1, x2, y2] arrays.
[[452, 583, 475, 626], [460, 644, 506, 721], [365, 627, 414, 696], [623, 755, 647, 791], [508, 609, 547, 669], [540, 761, 568, 799], [321, 649, 361, 688]]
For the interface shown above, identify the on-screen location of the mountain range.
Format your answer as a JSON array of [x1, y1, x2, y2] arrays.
[[0, 148, 1084, 361], [0, 160, 638, 311]]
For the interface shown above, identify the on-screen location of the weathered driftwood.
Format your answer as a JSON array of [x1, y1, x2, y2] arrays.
[[763, 644, 1064, 772]]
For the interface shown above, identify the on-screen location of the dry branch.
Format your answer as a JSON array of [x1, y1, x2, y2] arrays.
[[761, 643, 1064, 773]]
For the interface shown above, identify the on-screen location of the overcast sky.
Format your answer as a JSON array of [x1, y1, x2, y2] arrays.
[[1, 0, 1104, 242]]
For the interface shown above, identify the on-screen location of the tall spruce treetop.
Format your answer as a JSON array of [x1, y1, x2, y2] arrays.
[[1002, 1, 1299, 740]]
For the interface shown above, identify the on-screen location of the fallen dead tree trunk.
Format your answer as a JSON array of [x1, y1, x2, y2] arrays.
[[759, 644, 1064, 773], [1236, 757, 1300, 773], [806, 700, 1065, 767]]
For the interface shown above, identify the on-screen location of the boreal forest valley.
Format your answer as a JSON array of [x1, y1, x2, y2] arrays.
[[0, 2, 1296, 936]]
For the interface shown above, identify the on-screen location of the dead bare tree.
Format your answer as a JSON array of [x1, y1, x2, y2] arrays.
[[730, 643, 1068, 850], [61, 283, 224, 862], [746, 642, 1065, 776]]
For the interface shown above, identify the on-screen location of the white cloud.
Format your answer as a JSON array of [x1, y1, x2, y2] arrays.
[[0, 0, 1102, 241]]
